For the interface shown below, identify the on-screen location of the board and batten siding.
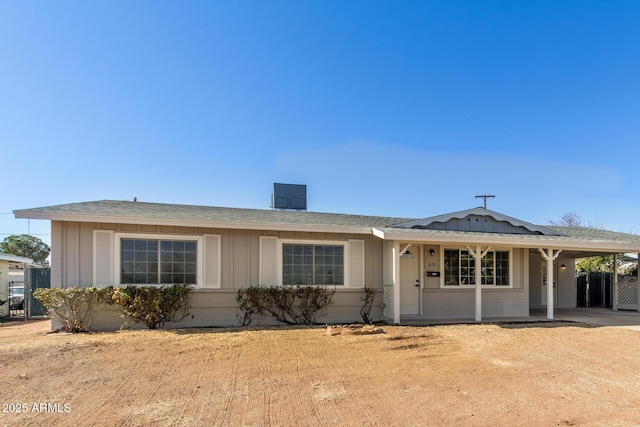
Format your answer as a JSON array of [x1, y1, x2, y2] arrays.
[[420, 247, 529, 318], [55, 221, 382, 290], [50, 221, 384, 329], [51, 221, 96, 288], [421, 247, 529, 318], [528, 252, 576, 309]]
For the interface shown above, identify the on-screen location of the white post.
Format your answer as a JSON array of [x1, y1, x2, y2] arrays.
[[538, 248, 561, 320], [613, 254, 618, 311], [547, 253, 554, 320], [393, 242, 401, 324], [475, 245, 482, 322], [637, 253, 640, 312]]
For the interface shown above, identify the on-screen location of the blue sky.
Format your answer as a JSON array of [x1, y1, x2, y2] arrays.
[[2, 1, 640, 246]]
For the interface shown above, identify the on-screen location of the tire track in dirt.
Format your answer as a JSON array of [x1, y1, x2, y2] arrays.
[[287, 334, 323, 425], [172, 349, 213, 427], [215, 338, 241, 427], [323, 333, 449, 426], [261, 335, 273, 426], [315, 336, 382, 426], [72, 357, 146, 425], [119, 353, 180, 426]]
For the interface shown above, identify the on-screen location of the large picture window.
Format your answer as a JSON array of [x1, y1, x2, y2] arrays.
[[121, 238, 197, 285], [444, 249, 510, 287], [282, 244, 344, 286]]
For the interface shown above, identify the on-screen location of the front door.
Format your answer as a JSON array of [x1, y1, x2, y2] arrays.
[[400, 247, 421, 315]]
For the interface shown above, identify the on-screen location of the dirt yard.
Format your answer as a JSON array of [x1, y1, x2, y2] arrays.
[[2, 320, 640, 426]]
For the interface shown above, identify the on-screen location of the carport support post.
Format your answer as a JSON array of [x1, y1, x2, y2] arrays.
[[613, 254, 618, 311], [538, 248, 561, 320], [393, 242, 401, 325], [467, 245, 490, 322], [637, 253, 640, 313]]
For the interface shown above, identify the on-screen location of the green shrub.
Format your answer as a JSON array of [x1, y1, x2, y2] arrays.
[[360, 287, 376, 324], [109, 284, 192, 329], [33, 287, 109, 333], [236, 285, 335, 326]]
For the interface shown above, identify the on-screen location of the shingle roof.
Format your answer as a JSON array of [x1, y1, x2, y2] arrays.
[[14, 199, 640, 249], [14, 200, 413, 229]]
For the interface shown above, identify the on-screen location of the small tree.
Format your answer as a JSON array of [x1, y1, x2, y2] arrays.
[[0, 234, 50, 265], [576, 255, 614, 273], [549, 212, 583, 228]]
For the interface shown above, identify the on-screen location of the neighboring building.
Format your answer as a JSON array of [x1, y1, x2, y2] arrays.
[[14, 200, 640, 330], [0, 253, 33, 317]]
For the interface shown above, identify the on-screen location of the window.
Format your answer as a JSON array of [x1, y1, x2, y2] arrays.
[[443, 249, 510, 286], [121, 238, 197, 285], [282, 244, 344, 285]]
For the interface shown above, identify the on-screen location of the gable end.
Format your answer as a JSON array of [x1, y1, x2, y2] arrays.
[[411, 215, 544, 235]]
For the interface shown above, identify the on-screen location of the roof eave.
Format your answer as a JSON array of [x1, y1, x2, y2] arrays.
[[14, 210, 375, 235], [373, 229, 640, 253]]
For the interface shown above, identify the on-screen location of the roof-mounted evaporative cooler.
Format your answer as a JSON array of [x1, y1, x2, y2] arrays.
[[272, 183, 307, 211]]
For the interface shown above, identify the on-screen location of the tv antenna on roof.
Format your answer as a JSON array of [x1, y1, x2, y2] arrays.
[[475, 194, 495, 209]]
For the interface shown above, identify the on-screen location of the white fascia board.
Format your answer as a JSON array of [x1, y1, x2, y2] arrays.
[[377, 231, 640, 253], [372, 228, 385, 239], [14, 211, 374, 235]]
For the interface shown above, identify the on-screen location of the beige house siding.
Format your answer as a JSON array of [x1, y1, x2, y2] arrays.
[[50, 221, 383, 329], [528, 252, 576, 309], [89, 289, 384, 331], [419, 247, 529, 318], [48, 219, 581, 329]]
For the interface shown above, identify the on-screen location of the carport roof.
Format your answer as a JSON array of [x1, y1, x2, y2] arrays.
[[373, 225, 640, 254]]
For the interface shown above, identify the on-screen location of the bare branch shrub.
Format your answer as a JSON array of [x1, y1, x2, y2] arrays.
[[109, 284, 192, 329], [360, 287, 377, 324], [236, 285, 335, 325], [33, 287, 109, 333]]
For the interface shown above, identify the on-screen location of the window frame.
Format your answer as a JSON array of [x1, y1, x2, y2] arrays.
[[440, 247, 512, 288], [114, 233, 203, 288], [277, 239, 350, 287]]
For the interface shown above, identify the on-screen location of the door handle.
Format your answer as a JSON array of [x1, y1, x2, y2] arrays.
[[415, 280, 420, 287]]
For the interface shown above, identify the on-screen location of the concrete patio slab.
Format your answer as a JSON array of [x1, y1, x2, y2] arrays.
[[399, 308, 640, 330]]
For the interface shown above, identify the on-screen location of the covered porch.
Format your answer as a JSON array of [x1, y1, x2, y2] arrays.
[[377, 237, 640, 325]]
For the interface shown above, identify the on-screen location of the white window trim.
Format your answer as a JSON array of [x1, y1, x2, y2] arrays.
[[277, 239, 351, 287], [114, 233, 204, 288], [440, 247, 513, 289]]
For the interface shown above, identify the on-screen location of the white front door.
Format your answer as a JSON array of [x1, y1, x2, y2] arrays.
[[400, 247, 421, 315], [541, 262, 558, 307]]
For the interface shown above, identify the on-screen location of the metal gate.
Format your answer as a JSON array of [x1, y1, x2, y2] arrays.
[[577, 272, 613, 308], [25, 267, 50, 317]]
